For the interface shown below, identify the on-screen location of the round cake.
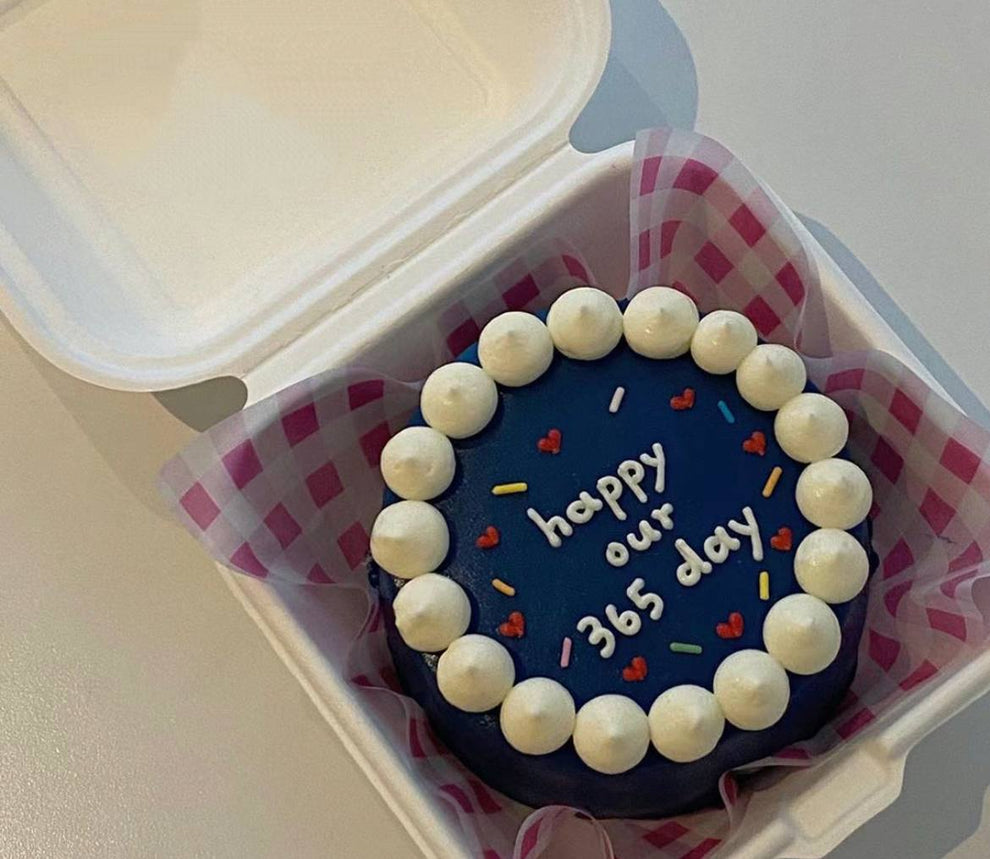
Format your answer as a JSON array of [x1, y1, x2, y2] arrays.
[[369, 287, 875, 818]]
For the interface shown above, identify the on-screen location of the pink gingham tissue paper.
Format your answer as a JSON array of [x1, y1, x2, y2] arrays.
[[160, 128, 990, 859]]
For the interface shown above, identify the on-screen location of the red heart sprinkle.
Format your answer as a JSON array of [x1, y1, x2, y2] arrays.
[[742, 430, 767, 456], [475, 525, 500, 549], [716, 611, 745, 639], [770, 527, 793, 552], [536, 428, 562, 454], [622, 656, 648, 682], [497, 611, 525, 638], [670, 388, 696, 410]]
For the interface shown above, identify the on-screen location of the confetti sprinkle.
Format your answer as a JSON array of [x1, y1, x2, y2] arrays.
[[742, 430, 767, 456], [759, 571, 770, 601], [492, 482, 528, 496], [717, 400, 735, 424], [622, 656, 648, 682], [475, 525, 500, 549], [537, 428, 562, 454], [670, 387, 696, 410], [770, 526, 793, 552], [608, 386, 626, 414], [669, 642, 703, 655], [762, 466, 783, 498], [715, 611, 744, 639], [498, 610, 526, 638], [492, 578, 515, 597], [560, 637, 572, 669]]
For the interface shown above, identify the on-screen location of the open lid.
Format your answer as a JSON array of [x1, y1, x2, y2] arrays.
[[0, 1, 609, 391]]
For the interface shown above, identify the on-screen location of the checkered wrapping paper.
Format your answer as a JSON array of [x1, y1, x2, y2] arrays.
[[160, 129, 990, 859]]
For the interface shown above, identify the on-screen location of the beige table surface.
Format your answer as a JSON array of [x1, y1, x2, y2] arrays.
[[0, 319, 417, 857], [4, 2, 990, 858]]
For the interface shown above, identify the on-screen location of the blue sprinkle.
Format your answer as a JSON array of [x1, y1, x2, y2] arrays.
[[717, 400, 735, 424]]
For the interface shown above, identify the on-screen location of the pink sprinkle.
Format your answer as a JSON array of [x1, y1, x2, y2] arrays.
[[560, 636, 572, 669]]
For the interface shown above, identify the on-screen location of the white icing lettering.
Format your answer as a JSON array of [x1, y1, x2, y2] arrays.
[[525, 442, 665, 546], [703, 526, 742, 564], [638, 442, 666, 493], [675, 538, 713, 587], [650, 503, 675, 530], [626, 578, 664, 620], [672, 507, 765, 588], [566, 490, 604, 525], [605, 541, 630, 568], [526, 507, 574, 548], [577, 616, 616, 658], [580, 578, 665, 656], [596, 475, 627, 521], [626, 518, 663, 551], [617, 460, 648, 503], [728, 505, 764, 561], [605, 604, 642, 636]]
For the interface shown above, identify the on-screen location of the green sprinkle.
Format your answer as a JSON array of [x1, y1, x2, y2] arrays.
[[669, 642, 703, 655]]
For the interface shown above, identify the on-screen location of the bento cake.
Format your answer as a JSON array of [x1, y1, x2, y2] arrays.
[[369, 287, 874, 818]]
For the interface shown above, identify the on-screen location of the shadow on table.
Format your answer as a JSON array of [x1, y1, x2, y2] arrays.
[[797, 214, 990, 429], [2, 314, 197, 519], [571, 0, 697, 152]]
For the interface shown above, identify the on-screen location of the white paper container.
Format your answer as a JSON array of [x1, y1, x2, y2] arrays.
[[223, 142, 990, 858], [0, 0, 609, 392], [1, 2, 988, 856]]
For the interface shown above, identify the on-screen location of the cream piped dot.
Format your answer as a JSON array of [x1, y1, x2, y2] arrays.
[[420, 362, 498, 439], [546, 287, 623, 360], [795, 458, 873, 529], [478, 312, 554, 387], [736, 344, 807, 411], [622, 286, 700, 359], [573, 694, 650, 774], [499, 677, 576, 755], [648, 685, 725, 762], [763, 594, 842, 675], [794, 528, 870, 603], [380, 426, 456, 500], [437, 635, 515, 712], [774, 393, 849, 463], [690, 310, 757, 374], [713, 649, 790, 730], [370, 500, 449, 578], [393, 573, 471, 652]]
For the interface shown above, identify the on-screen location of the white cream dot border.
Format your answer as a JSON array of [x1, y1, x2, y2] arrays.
[[370, 286, 873, 774]]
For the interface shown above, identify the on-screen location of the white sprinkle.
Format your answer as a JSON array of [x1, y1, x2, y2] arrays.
[[608, 386, 626, 414]]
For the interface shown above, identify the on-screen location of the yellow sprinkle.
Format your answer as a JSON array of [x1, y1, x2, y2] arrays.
[[762, 466, 783, 498], [759, 571, 770, 601], [492, 482, 528, 496], [492, 578, 516, 597]]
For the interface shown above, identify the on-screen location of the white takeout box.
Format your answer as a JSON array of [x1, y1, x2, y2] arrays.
[[2, 2, 989, 856]]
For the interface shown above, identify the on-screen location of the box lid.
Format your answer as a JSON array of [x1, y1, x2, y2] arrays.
[[0, 0, 609, 390]]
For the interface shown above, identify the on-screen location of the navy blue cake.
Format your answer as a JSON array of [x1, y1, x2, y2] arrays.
[[368, 287, 875, 818]]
